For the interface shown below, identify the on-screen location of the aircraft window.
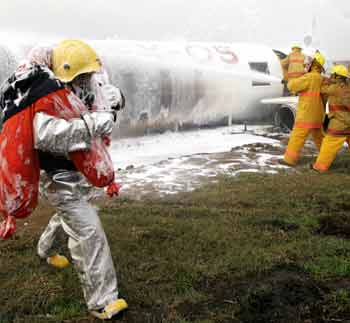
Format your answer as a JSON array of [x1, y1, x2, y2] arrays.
[[252, 81, 271, 86], [248, 62, 270, 74], [273, 49, 287, 60]]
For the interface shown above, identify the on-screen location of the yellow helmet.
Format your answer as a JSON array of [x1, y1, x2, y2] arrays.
[[313, 51, 325, 68], [52, 39, 102, 82], [291, 43, 302, 50], [331, 64, 349, 78]]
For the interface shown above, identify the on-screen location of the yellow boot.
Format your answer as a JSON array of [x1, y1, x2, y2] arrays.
[[90, 298, 128, 320], [47, 254, 70, 269]]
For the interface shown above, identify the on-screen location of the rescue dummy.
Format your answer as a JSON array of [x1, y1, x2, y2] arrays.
[[0, 40, 127, 320], [283, 51, 326, 166], [313, 65, 350, 172]]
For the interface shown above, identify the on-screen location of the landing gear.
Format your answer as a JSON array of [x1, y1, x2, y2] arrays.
[[274, 105, 296, 132]]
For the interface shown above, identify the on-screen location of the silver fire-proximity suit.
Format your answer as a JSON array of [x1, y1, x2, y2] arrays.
[[31, 50, 123, 310]]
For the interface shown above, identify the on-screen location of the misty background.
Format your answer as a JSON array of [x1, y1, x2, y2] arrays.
[[0, 0, 348, 59]]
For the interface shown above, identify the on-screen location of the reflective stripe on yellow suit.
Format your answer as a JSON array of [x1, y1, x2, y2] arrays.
[[313, 135, 349, 172], [284, 128, 324, 165]]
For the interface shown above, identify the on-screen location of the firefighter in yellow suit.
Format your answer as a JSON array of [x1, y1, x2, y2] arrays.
[[283, 51, 326, 165], [313, 65, 350, 172], [281, 43, 306, 81]]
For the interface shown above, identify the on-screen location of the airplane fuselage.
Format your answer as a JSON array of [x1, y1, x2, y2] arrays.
[[0, 40, 285, 136]]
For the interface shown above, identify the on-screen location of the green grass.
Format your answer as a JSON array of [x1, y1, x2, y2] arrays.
[[2, 154, 350, 322]]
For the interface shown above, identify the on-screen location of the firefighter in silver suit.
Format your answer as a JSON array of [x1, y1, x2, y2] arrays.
[[28, 40, 127, 320]]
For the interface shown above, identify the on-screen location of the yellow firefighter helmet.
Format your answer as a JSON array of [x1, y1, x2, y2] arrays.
[[313, 51, 325, 68], [291, 43, 302, 50], [52, 39, 102, 83], [331, 64, 349, 78]]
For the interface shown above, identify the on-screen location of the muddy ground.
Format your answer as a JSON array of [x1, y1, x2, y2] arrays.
[[3, 129, 350, 323]]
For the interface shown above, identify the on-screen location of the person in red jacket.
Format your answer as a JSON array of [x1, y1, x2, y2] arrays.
[[0, 40, 127, 320]]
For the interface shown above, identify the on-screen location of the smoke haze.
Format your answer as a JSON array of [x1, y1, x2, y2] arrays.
[[0, 0, 348, 59]]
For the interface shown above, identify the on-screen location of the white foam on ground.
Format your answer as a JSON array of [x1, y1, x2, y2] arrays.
[[110, 125, 276, 169], [105, 125, 286, 198]]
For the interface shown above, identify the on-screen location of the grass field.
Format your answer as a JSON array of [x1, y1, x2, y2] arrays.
[[1, 154, 350, 323]]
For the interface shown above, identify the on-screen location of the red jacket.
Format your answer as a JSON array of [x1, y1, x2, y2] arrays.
[[0, 87, 114, 238]]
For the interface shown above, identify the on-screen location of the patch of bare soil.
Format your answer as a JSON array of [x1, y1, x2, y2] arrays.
[[317, 214, 350, 239], [177, 264, 338, 323]]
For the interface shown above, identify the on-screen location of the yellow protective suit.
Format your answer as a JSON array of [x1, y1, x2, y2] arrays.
[[281, 48, 305, 81], [283, 65, 325, 165], [313, 81, 350, 172]]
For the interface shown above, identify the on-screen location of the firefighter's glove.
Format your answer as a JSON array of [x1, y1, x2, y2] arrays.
[[102, 84, 125, 111], [84, 112, 115, 137], [102, 135, 111, 147], [106, 182, 121, 197], [0, 215, 16, 240]]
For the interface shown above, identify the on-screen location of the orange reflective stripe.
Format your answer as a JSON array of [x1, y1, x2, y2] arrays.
[[329, 104, 350, 112], [285, 149, 299, 159], [313, 162, 329, 172], [289, 59, 304, 63], [294, 122, 322, 129], [327, 128, 350, 135], [288, 72, 304, 77], [300, 92, 320, 97]]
